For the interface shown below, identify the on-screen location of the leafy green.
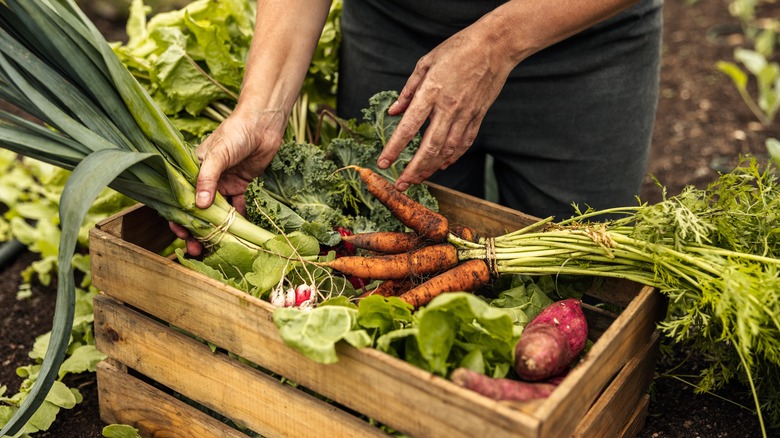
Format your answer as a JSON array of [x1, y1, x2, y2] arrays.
[[244, 91, 439, 240], [272, 299, 369, 364], [114, 0, 342, 140], [274, 291, 532, 378], [102, 424, 142, 438]]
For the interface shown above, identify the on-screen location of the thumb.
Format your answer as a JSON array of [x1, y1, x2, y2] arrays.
[[195, 155, 223, 209]]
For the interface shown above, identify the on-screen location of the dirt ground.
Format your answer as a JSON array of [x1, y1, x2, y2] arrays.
[[2, 0, 779, 437]]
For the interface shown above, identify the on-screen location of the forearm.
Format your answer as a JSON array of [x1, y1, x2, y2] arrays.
[[479, 0, 641, 64], [235, 0, 332, 119]]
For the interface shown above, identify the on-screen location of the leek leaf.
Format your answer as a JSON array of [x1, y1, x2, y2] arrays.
[[0, 149, 155, 435]]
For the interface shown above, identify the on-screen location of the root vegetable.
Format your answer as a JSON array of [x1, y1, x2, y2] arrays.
[[451, 367, 557, 401], [514, 298, 588, 381], [340, 231, 423, 254], [399, 259, 490, 308], [348, 165, 449, 241], [357, 278, 416, 299], [325, 243, 459, 280], [449, 224, 480, 243]]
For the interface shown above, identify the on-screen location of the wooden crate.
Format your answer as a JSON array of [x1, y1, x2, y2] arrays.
[[90, 184, 666, 438]]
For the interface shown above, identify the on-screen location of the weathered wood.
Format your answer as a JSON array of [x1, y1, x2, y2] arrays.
[[90, 232, 540, 437], [94, 295, 386, 438], [91, 186, 665, 438], [619, 395, 651, 438], [427, 182, 540, 236], [97, 361, 247, 438], [575, 332, 661, 437]]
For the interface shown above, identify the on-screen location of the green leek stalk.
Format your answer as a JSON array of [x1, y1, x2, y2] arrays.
[[0, 1, 277, 434]]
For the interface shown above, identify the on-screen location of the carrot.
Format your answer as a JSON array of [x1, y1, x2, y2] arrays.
[[450, 367, 557, 401], [348, 166, 449, 241], [399, 259, 490, 308], [325, 243, 459, 280], [357, 278, 416, 300], [449, 224, 480, 243], [341, 231, 424, 254], [514, 298, 588, 381]]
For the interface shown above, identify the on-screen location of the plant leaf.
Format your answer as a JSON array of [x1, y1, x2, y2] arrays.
[[0, 148, 156, 436]]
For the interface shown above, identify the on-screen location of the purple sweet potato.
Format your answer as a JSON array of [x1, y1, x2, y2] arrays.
[[451, 367, 558, 401], [514, 298, 588, 381]]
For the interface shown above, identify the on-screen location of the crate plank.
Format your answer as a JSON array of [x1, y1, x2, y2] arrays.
[[94, 295, 386, 438], [620, 394, 651, 438], [97, 361, 247, 438], [574, 332, 660, 437], [534, 285, 661, 438], [427, 183, 539, 236]]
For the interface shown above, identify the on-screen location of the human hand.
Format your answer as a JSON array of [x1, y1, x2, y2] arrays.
[[377, 22, 518, 191], [169, 107, 288, 255]]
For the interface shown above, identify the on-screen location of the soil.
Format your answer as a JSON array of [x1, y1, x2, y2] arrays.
[[1, 0, 779, 437]]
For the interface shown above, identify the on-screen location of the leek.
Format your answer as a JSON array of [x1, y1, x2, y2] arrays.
[[0, 1, 277, 433]]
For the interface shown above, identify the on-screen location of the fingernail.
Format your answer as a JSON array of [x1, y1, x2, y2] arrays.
[[196, 191, 210, 207], [390, 100, 399, 109], [378, 159, 390, 169], [397, 182, 409, 191]]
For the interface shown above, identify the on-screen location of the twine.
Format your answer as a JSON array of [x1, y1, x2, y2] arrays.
[[197, 206, 237, 251], [484, 237, 499, 277]]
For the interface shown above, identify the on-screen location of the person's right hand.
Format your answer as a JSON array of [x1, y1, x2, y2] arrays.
[[169, 106, 288, 256]]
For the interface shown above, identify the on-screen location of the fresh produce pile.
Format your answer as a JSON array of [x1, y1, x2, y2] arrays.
[[1, 1, 780, 437]]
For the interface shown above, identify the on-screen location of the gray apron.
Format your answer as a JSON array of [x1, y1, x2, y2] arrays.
[[337, 0, 664, 219]]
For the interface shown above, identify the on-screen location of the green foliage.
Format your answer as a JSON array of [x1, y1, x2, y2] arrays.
[[114, 0, 342, 140], [245, 91, 439, 240], [273, 276, 557, 379], [718, 1, 780, 126]]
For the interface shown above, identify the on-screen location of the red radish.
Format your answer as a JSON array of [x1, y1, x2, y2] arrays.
[[514, 298, 588, 381], [451, 367, 558, 401]]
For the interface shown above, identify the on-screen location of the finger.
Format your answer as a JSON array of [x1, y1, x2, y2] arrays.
[[394, 110, 453, 190], [186, 237, 203, 257], [388, 64, 426, 116], [169, 221, 190, 240], [232, 194, 246, 217], [195, 151, 227, 209], [440, 116, 481, 170], [377, 103, 430, 170]]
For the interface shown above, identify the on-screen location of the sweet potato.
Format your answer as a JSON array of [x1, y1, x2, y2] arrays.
[[451, 367, 558, 401], [514, 298, 588, 381]]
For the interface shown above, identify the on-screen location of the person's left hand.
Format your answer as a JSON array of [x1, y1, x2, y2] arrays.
[[377, 20, 519, 191]]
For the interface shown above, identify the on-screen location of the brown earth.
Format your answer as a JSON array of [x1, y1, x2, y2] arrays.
[[1, 0, 779, 437]]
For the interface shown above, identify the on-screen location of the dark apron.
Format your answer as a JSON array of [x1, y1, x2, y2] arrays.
[[337, 0, 664, 219]]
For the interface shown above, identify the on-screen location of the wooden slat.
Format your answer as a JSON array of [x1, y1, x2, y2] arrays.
[[90, 225, 540, 438], [94, 295, 386, 438], [619, 395, 651, 438], [97, 361, 247, 438], [574, 332, 660, 437], [95, 202, 175, 254], [426, 182, 540, 236], [534, 285, 662, 438]]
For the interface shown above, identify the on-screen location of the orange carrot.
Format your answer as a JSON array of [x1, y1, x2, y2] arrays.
[[399, 259, 490, 308], [341, 231, 424, 254], [449, 224, 480, 243], [357, 278, 416, 300], [326, 243, 459, 280], [349, 166, 449, 241]]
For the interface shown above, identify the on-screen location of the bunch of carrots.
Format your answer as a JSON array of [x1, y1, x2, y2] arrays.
[[325, 166, 493, 308]]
